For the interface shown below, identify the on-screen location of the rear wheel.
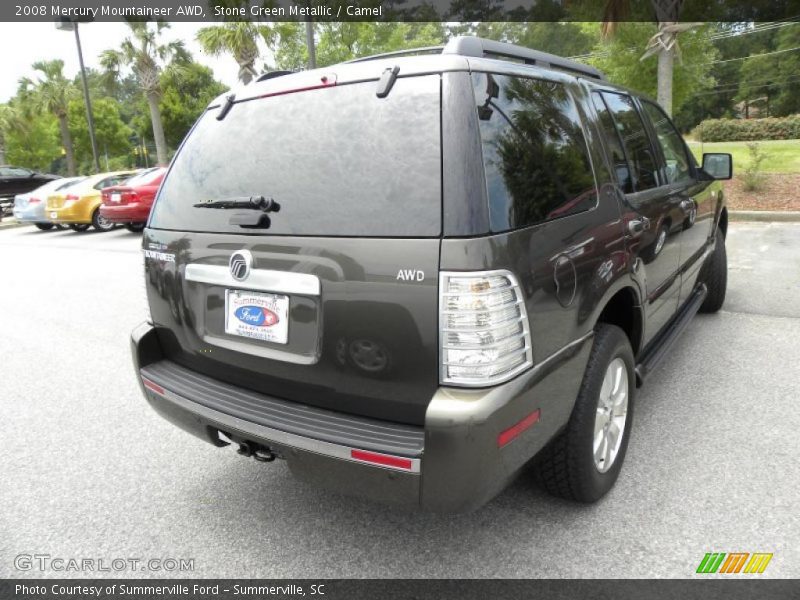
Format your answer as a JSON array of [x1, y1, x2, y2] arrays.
[[34, 223, 54, 231], [125, 223, 145, 233], [69, 223, 90, 232], [697, 228, 727, 313], [532, 324, 635, 502], [92, 209, 115, 232]]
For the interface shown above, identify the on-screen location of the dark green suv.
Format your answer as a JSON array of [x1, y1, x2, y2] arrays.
[[132, 36, 731, 512]]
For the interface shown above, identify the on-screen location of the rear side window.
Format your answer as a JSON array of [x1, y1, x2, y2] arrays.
[[641, 101, 693, 185], [150, 75, 442, 237], [598, 92, 659, 192], [472, 72, 596, 232]]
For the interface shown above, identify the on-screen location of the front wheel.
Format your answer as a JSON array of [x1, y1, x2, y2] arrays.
[[92, 209, 115, 232], [70, 223, 90, 232], [697, 228, 727, 313], [533, 324, 635, 502], [34, 222, 54, 231]]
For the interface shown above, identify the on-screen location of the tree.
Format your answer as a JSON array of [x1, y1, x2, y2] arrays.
[[272, 22, 446, 70], [139, 61, 227, 149], [196, 23, 275, 84], [0, 103, 28, 165], [18, 60, 79, 175], [68, 97, 132, 171], [3, 110, 60, 172], [590, 22, 716, 116], [101, 21, 190, 165], [600, 0, 695, 115]]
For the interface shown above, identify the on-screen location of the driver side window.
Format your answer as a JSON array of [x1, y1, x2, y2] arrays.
[[641, 101, 693, 185]]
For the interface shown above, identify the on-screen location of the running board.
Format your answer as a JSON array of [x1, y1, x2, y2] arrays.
[[635, 283, 707, 386]]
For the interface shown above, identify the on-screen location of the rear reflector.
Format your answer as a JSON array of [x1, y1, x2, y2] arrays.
[[497, 409, 541, 448], [142, 377, 164, 395], [350, 449, 413, 471]]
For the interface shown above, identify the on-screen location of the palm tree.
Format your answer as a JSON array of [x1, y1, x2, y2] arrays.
[[19, 60, 78, 175], [196, 23, 275, 85], [101, 22, 189, 165], [602, 0, 696, 115]]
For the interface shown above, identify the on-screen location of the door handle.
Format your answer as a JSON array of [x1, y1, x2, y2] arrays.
[[628, 216, 650, 236]]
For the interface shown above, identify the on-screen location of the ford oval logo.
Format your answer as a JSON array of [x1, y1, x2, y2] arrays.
[[234, 306, 279, 327]]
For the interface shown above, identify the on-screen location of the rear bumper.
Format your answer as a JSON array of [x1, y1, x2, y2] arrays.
[[100, 203, 150, 223], [14, 199, 46, 222], [132, 322, 591, 512], [48, 201, 95, 224]]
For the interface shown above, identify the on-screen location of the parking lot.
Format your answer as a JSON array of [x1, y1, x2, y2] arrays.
[[1, 221, 798, 579]]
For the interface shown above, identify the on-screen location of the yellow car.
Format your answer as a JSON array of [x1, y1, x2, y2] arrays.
[[47, 170, 138, 231]]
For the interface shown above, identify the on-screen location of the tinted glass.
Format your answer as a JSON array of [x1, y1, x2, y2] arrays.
[[592, 92, 633, 193], [600, 92, 659, 192], [641, 101, 692, 184], [473, 73, 596, 231], [150, 76, 442, 237]]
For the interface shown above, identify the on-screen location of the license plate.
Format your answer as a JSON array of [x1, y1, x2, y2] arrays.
[[225, 290, 289, 344], [111, 193, 121, 203], [50, 211, 58, 219]]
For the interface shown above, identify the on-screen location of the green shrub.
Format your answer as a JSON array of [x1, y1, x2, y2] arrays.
[[741, 143, 768, 192], [691, 115, 800, 142]]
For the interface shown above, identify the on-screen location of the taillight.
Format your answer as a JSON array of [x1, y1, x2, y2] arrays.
[[64, 194, 79, 205], [439, 270, 533, 386], [29, 197, 41, 204]]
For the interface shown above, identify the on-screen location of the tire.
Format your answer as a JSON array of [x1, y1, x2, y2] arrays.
[[70, 223, 90, 232], [92, 209, 115, 232], [34, 223, 54, 231], [532, 324, 635, 503], [697, 228, 727, 313], [125, 223, 145, 233]]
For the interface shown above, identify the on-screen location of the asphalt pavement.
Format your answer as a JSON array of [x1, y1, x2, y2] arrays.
[[0, 222, 798, 579]]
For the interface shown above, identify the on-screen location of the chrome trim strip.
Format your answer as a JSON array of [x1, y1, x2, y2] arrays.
[[185, 263, 321, 296], [201, 334, 319, 365], [141, 379, 421, 474]]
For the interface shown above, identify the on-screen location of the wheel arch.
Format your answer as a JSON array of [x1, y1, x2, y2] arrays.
[[594, 285, 644, 359]]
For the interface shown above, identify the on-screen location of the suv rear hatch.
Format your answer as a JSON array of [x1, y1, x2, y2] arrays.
[[145, 71, 442, 425]]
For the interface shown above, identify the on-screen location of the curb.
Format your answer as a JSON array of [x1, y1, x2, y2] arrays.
[[729, 211, 800, 222]]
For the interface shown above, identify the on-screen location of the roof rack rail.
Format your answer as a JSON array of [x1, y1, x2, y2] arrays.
[[444, 36, 605, 80], [256, 70, 294, 82], [345, 46, 445, 64]]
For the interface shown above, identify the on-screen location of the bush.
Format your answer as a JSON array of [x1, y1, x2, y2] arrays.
[[691, 115, 800, 142], [741, 143, 768, 192]]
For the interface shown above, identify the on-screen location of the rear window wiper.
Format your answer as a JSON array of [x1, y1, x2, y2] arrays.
[[193, 196, 280, 212]]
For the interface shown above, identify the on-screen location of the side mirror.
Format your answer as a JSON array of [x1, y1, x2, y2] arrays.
[[702, 153, 732, 180]]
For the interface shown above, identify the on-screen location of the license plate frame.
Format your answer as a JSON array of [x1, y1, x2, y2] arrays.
[[224, 289, 289, 345]]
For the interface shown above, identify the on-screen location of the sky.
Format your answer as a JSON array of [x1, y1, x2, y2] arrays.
[[0, 22, 261, 102]]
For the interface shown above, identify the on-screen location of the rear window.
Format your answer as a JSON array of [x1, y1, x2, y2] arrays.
[[125, 168, 165, 187], [150, 75, 442, 237]]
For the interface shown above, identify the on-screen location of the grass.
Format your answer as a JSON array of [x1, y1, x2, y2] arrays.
[[686, 139, 800, 174]]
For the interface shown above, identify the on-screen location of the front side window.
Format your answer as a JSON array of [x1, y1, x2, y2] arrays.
[[592, 92, 633, 193], [600, 92, 659, 192], [473, 73, 597, 232], [641, 101, 693, 185]]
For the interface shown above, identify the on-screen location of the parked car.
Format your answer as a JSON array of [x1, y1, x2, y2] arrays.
[[0, 165, 59, 218], [131, 37, 732, 512], [13, 177, 85, 230], [47, 170, 138, 232], [100, 167, 167, 232]]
